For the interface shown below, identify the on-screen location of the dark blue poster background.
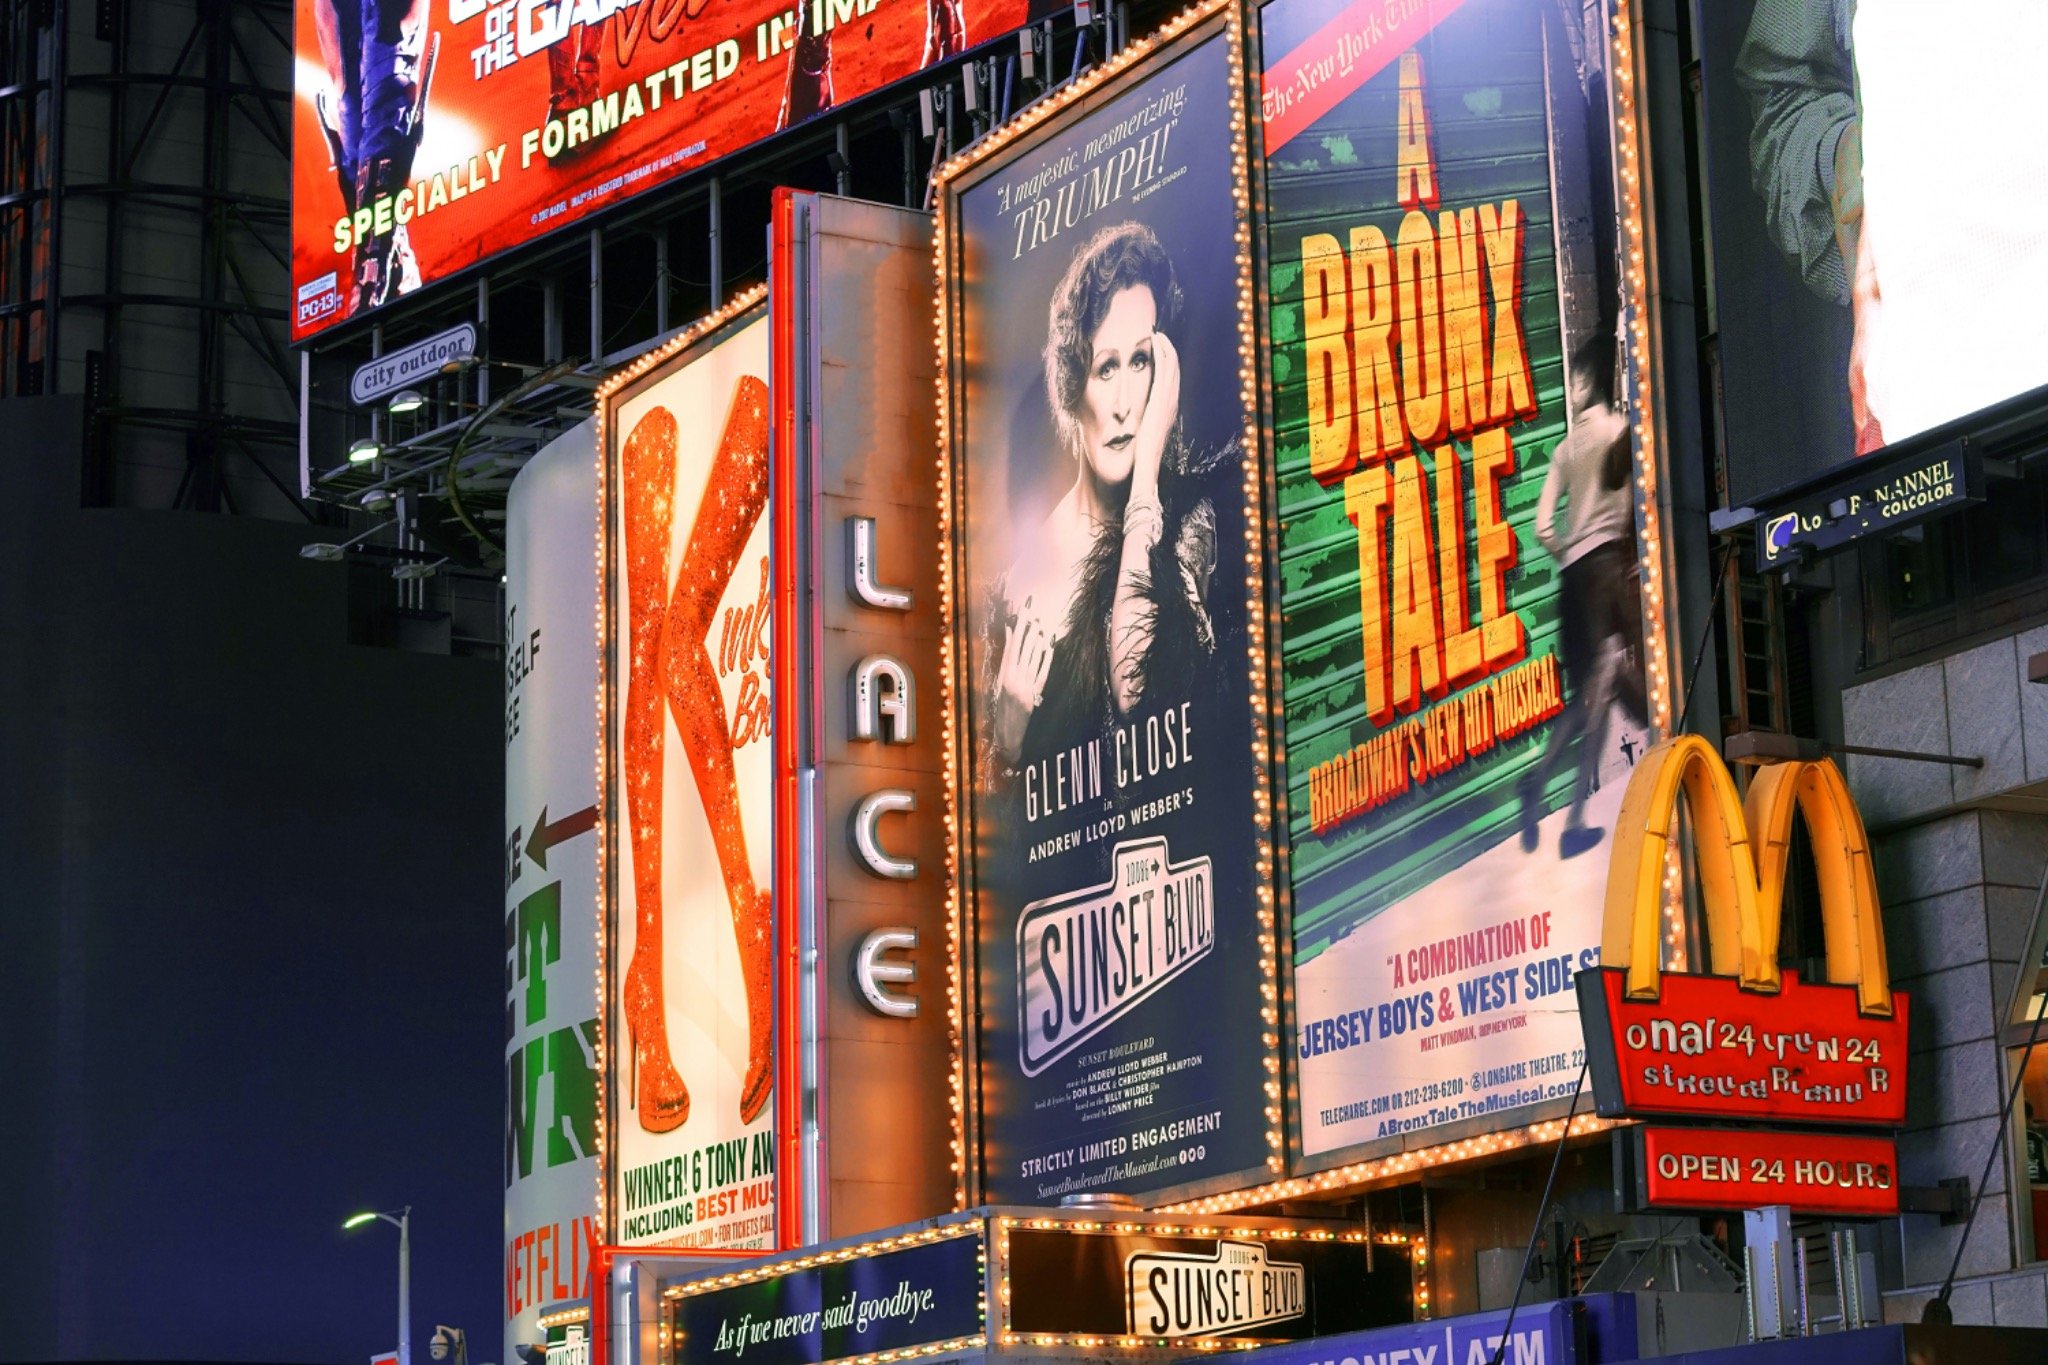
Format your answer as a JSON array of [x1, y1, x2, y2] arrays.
[[951, 22, 1273, 1203], [669, 1236, 984, 1365]]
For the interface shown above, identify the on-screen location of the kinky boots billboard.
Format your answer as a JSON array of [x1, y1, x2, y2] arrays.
[[1578, 735, 1911, 1218]]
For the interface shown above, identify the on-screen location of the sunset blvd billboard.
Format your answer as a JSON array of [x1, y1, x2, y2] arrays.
[[938, 1, 1280, 1204]]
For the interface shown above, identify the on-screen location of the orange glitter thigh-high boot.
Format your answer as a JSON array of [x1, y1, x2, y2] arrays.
[[620, 405, 690, 1133], [662, 375, 774, 1125]]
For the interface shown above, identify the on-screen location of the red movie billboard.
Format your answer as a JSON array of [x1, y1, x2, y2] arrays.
[[290, 0, 1053, 340], [1629, 1126, 1900, 1218]]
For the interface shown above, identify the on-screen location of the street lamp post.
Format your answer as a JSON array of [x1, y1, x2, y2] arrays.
[[345, 1207, 412, 1365]]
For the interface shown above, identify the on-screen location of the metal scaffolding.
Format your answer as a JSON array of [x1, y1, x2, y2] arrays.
[[0, 0, 303, 517]]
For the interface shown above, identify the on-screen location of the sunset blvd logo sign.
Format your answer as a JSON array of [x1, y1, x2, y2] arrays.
[[1124, 1240, 1305, 1339], [1016, 837, 1215, 1076]]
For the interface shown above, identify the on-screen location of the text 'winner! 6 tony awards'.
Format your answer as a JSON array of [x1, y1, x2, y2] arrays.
[[947, 12, 1274, 1204]]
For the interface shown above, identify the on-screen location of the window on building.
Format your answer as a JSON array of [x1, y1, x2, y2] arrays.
[[1862, 463, 2048, 668], [2006, 877, 2048, 1264]]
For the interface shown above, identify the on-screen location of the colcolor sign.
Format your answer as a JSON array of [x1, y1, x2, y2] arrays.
[[1752, 438, 1979, 571]]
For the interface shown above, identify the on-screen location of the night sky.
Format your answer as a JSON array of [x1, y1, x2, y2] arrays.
[[4, 399, 506, 1363]]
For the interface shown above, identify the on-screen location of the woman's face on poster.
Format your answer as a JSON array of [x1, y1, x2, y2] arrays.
[[1074, 284, 1159, 488]]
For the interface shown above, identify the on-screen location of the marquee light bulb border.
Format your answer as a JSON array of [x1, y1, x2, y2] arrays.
[[989, 1214, 1392, 1352], [658, 1221, 990, 1365], [1158, 1112, 1615, 1217], [1606, 0, 1686, 962]]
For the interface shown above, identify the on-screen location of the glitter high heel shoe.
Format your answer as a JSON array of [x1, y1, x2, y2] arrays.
[[662, 375, 775, 1125], [621, 403, 690, 1134]]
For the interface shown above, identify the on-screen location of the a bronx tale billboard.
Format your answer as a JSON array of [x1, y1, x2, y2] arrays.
[[769, 189, 956, 1240], [504, 421, 602, 1362], [1259, 0, 1654, 1169]]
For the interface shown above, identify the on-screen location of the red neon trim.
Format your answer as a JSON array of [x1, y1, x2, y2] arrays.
[[588, 1243, 760, 1365], [768, 185, 807, 1253], [590, 1245, 611, 1363]]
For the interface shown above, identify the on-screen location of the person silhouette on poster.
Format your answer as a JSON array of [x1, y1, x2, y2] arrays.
[[1735, 0, 2048, 455], [979, 221, 1221, 794], [1518, 332, 1648, 859], [312, 0, 435, 312]]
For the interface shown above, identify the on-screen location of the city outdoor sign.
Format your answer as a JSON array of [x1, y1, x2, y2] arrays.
[[350, 323, 477, 405]]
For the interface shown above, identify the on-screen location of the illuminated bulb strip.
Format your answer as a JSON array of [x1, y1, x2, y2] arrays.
[[1155, 1113, 1616, 1215], [932, 0, 1230, 188], [932, 187, 968, 1212], [589, 283, 771, 1243], [1604, 0, 1685, 963], [1217, 0, 1287, 1177], [665, 1336, 984, 1365], [537, 1305, 593, 1329], [663, 1222, 982, 1298]]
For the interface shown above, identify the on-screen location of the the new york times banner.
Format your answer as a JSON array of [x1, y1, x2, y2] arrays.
[[1259, 0, 1651, 1165], [668, 1234, 984, 1365], [1004, 1227, 1408, 1343], [946, 15, 1273, 1203]]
